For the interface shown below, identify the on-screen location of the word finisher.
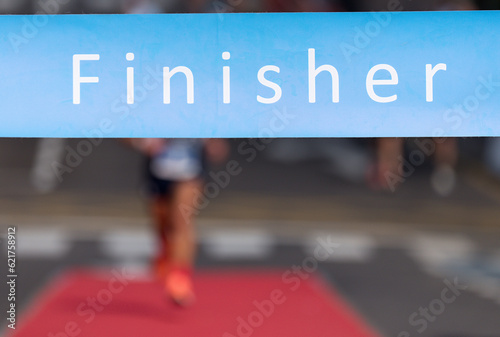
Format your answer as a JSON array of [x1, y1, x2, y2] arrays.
[[73, 49, 447, 106]]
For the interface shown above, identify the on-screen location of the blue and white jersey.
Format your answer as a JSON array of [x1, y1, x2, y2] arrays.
[[149, 139, 204, 181]]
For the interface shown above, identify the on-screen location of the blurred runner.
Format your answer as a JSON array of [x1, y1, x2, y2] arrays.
[[122, 0, 229, 306], [127, 138, 227, 306], [149, 138, 204, 306]]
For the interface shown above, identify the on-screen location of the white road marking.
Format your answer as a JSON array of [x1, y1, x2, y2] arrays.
[[409, 234, 500, 303], [100, 230, 156, 259], [305, 232, 376, 263], [202, 230, 275, 259], [17, 229, 70, 258], [409, 234, 475, 275]]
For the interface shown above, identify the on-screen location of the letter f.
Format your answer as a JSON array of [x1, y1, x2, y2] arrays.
[[73, 54, 100, 104]]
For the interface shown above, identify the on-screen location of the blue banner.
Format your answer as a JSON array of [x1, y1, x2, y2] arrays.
[[1, 11, 500, 138]]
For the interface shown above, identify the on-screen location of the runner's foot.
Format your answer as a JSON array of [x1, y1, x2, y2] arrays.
[[165, 268, 195, 307]]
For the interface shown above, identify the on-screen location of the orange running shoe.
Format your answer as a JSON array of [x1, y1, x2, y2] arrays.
[[165, 268, 195, 307]]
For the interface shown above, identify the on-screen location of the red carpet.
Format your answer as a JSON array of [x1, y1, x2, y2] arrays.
[[11, 269, 380, 337]]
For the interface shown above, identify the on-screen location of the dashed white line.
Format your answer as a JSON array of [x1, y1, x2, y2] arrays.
[[100, 231, 156, 259], [202, 230, 275, 259], [304, 232, 376, 263], [17, 229, 70, 258]]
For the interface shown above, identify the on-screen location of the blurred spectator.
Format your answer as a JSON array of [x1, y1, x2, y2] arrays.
[[370, 138, 404, 191], [485, 138, 500, 178], [121, 0, 162, 13], [264, 0, 343, 12], [436, 0, 477, 9], [30, 139, 66, 193], [371, 0, 477, 195]]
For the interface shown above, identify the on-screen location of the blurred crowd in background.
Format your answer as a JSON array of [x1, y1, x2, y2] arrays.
[[0, 0, 499, 15]]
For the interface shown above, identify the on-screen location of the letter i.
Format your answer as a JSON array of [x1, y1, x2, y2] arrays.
[[126, 53, 135, 104], [222, 52, 230, 104]]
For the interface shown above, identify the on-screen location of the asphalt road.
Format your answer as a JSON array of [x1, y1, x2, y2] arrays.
[[1, 138, 500, 336], [0, 225, 499, 336]]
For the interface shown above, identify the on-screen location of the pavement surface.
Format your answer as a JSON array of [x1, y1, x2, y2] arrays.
[[1, 138, 500, 336], [1, 224, 500, 336]]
